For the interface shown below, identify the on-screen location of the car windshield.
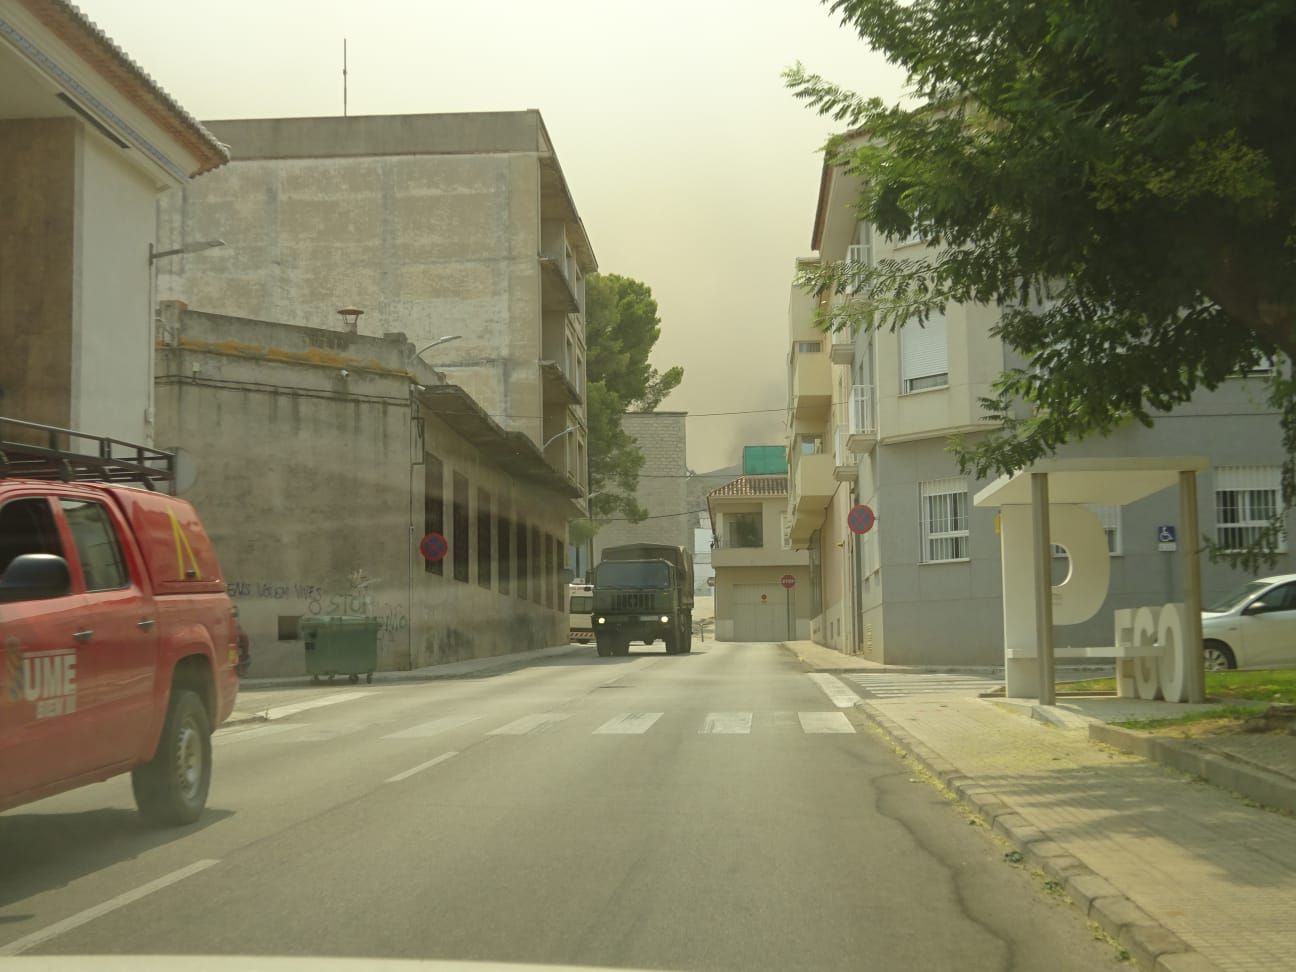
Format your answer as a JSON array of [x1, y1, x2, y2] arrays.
[[569, 595, 592, 613], [596, 561, 671, 590], [1204, 580, 1272, 613]]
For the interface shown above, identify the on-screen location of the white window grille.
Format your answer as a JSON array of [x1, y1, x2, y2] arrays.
[[845, 224, 872, 293], [920, 477, 969, 563], [900, 310, 948, 393], [1052, 504, 1122, 557], [1216, 466, 1285, 552], [780, 513, 793, 550], [850, 384, 876, 436]]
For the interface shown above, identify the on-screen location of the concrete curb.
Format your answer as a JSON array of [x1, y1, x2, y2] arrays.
[[853, 698, 1219, 972], [1090, 723, 1296, 816]]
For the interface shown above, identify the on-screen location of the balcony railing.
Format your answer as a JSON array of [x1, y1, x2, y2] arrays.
[[847, 384, 878, 453]]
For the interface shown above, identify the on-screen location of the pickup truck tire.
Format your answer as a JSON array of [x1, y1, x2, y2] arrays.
[[131, 689, 212, 826]]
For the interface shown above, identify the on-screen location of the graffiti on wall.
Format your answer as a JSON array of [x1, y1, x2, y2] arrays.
[[227, 570, 408, 649]]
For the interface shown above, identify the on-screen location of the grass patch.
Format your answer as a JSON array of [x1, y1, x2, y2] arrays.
[[1113, 704, 1268, 732], [1059, 668, 1296, 703]]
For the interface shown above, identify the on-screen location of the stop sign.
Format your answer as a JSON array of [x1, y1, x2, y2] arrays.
[[780, 574, 796, 590]]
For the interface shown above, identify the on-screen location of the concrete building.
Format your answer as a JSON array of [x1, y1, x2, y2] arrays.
[[155, 110, 591, 502], [590, 411, 690, 565], [154, 303, 578, 676], [708, 475, 812, 641], [786, 138, 1295, 665], [0, 0, 226, 443]]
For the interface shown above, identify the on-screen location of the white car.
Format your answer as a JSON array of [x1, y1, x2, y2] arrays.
[[1201, 574, 1296, 670]]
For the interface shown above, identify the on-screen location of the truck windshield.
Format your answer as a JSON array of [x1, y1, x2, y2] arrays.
[[596, 562, 671, 589]]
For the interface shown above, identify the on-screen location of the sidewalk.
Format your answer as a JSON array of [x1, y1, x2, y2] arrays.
[[786, 640, 1296, 972], [227, 642, 590, 725]]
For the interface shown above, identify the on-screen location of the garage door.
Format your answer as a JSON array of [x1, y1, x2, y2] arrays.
[[732, 584, 791, 642]]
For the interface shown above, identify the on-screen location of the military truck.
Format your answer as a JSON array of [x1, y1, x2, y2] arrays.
[[591, 543, 694, 657]]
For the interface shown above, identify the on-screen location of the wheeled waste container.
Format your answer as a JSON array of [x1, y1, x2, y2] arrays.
[[300, 616, 380, 684]]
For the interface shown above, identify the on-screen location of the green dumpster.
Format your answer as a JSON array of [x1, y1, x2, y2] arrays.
[[300, 616, 380, 685]]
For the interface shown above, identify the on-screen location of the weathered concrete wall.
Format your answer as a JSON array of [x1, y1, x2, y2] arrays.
[[593, 412, 690, 562], [154, 308, 568, 677], [0, 118, 76, 434]]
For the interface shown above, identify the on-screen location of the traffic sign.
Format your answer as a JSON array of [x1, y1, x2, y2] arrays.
[[780, 574, 796, 590], [1157, 524, 1177, 552], [419, 531, 448, 562], [848, 504, 876, 535]]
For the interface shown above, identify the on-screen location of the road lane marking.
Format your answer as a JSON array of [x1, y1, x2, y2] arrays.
[[807, 673, 862, 708], [0, 859, 219, 956], [386, 751, 458, 783], [798, 711, 856, 734], [258, 691, 375, 721], [699, 712, 752, 734], [488, 713, 570, 735], [383, 714, 482, 739], [594, 712, 663, 734]]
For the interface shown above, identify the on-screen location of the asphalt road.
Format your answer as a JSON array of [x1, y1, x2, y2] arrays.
[[0, 642, 1122, 971]]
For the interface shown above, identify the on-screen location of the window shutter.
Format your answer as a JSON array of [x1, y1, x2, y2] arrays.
[[900, 310, 948, 385]]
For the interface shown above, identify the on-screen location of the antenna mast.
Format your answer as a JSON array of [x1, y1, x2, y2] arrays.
[[343, 39, 348, 117]]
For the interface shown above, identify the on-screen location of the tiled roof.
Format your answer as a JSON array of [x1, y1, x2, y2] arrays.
[[708, 475, 787, 499], [21, 1, 229, 175]]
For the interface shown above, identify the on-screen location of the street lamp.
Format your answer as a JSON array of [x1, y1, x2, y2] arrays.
[[149, 239, 225, 263], [410, 334, 462, 361], [543, 425, 578, 450]]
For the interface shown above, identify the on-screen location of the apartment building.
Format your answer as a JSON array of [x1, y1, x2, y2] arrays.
[[786, 142, 1294, 666], [708, 474, 812, 642], [155, 110, 592, 498]]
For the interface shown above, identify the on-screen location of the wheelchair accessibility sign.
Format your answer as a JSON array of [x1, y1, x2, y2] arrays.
[[1157, 525, 1177, 552]]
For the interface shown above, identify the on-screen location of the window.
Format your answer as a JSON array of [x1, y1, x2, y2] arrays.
[[900, 310, 948, 393], [1216, 466, 1285, 552], [920, 478, 969, 563], [531, 525, 543, 604], [1248, 582, 1296, 613], [845, 224, 872, 292], [452, 472, 470, 583], [0, 498, 64, 579], [476, 487, 492, 590], [795, 340, 822, 354], [796, 434, 823, 456], [424, 454, 444, 576], [1053, 504, 1122, 557], [552, 535, 564, 609], [577, 435, 586, 486], [497, 498, 511, 594], [515, 520, 528, 600], [60, 500, 128, 590], [724, 512, 763, 548]]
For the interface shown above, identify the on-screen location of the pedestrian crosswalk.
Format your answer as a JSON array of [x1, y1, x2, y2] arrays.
[[215, 708, 859, 745], [842, 671, 1002, 699]]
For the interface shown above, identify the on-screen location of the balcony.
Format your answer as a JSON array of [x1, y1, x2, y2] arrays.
[[846, 383, 878, 453], [833, 427, 857, 482], [540, 359, 582, 405], [829, 340, 854, 365], [788, 452, 833, 546], [539, 257, 580, 313], [790, 349, 831, 418]]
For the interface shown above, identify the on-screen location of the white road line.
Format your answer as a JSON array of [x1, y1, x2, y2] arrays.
[[798, 711, 857, 734], [257, 691, 375, 721], [699, 712, 752, 734], [383, 714, 482, 739], [487, 713, 570, 735], [385, 751, 458, 783], [0, 859, 219, 956], [594, 712, 663, 735], [807, 673, 863, 708]]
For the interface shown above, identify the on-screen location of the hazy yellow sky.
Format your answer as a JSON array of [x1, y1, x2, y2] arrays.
[[77, 0, 905, 469]]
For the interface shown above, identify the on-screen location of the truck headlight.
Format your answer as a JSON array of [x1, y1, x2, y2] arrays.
[[660, 615, 670, 623], [597, 616, 606, 624]]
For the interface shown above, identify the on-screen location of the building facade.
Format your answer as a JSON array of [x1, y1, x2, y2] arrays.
[[0, 0, 227, 444], [786, 140, 1295, 665], [590, 411, 690, 565], [708, 475, 812, 642], [155, 305, 576, 676], [155, 110, 591, 502]]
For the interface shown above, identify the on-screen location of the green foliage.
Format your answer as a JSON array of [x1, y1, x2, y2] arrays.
[[787, 0, 1296, 570], [583, 273, 683, 524]]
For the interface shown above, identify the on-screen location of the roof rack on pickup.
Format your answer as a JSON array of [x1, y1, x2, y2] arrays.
[[0, 416, 176, 493]]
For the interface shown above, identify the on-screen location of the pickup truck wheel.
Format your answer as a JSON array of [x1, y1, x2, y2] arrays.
[[131, 689, 212, 826]]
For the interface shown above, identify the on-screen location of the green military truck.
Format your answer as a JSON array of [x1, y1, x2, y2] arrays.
[[592, 543, 694, 657]]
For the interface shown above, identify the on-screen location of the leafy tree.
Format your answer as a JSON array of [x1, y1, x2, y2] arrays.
[[583, 273, 684, 522], [786, 0, 1296, 569]]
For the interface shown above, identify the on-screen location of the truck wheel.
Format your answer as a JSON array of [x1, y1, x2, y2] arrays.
[[132, 689, 212, 826], [596, 642, 611, 657], [615, 637, 631, 657]]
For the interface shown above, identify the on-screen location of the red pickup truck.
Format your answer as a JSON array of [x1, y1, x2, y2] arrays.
[[0, 421, 239, 824]]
